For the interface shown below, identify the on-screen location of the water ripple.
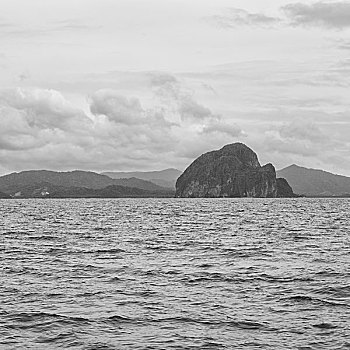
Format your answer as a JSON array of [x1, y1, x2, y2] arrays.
[[1, 198, 349, 349]]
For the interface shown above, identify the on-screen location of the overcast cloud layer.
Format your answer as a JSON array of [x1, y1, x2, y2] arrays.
[[1, 0, 350, 175]]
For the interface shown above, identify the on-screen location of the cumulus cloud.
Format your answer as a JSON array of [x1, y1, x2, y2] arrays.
[[90, 90, 144, 125], [0, 87, 178, 172], [178, 97, 215, 121], [0, 106, 45, 151], [151, 72, 222, 123], [88, 90, 179, 164], [0, 88, 90, 131], [201, 121, 243, 138], [0, 88, 93, 155], [278, 119, 326, 143], [89, 89, 175, 130], [0, 80, 245, 173], [252, 117, 350, 175], [88, 87, 241, 164], [263, 119, 331, 158], [282, 1, 350, 29]]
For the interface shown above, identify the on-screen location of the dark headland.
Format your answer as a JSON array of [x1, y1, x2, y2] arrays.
[[175, 143, 297, 198]]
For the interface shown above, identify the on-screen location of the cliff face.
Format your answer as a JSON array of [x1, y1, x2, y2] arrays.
[[175, 143, 279, 198], [276, 178, 298, 198]]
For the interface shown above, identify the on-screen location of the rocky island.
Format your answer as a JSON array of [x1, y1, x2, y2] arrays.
[[175, 143, 297, 198]]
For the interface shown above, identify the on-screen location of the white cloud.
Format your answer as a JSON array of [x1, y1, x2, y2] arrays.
[[0, 84, 243, 173], [264, 119, 327, 153], [151, 73, 222, 123], [201, 121, 243, 138], [0, 88, 91, 131], [209, 2, 350, 31], [209, 8, 280, 29], [282, 1, 350, 29], [90, 90, 144, 125]]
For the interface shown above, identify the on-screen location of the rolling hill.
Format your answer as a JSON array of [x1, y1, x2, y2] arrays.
[[0, 170, 172, 198], [277, 164, 350, 197], [4, 182, 173, 199], [0, 191, 10, 199], [102, 168, 181, 189]]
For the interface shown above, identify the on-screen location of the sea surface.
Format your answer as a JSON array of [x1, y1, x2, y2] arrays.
[[0, 198, 349, 350]]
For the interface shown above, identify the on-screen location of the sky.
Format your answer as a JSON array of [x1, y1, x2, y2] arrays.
[[1, 0, 350, 175]]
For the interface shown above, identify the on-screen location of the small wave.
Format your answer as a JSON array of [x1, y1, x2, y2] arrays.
[[93, 248, 125, 253], [105, 315, 136, 324], [2, 198, 350, 349], [312, 323, 337, 329], [285, 295, 350, 307], [47, 248, 65, 253], [227, 320, 276, 330], [93, 227, 106, 231], [149, 316, 276, 331], [84, 343, 115, 350], [162, 270, 181, 275], [35, 331, 76, 344], [75, 291, 104, 297], [7, 311, 91, 326], [136, 290, 158, 297], [198, 263, 213, 268], [315, 270, 343, 277], [182, 272, 235, 284], [312, 285, 350, 298], [287, 295, 315, 302], [33, 217, 46, 221], [102, 314, 276, 331], [108, 276, 122, 282], [256, 273, 313, 283]]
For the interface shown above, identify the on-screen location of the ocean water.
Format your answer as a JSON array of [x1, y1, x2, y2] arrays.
[[0, 198, 349, 350]]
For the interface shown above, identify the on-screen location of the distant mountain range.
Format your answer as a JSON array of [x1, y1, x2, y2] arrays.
[[102, 168, 181, 189], [6, 183, 171, 199], [0, 170, 174, 198], [0, 190, 10, 199], [1, 164, 349, 199], [277, 164, 350, 197]]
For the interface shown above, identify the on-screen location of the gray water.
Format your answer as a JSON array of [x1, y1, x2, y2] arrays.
[[0, 198, 349, 349]]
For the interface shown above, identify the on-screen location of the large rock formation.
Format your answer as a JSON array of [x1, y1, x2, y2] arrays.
[[276, 178, 299, 198], [175, 143, 295, 198]]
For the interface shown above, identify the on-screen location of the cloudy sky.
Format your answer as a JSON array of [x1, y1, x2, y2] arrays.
[[1, 0, 350, 175]]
